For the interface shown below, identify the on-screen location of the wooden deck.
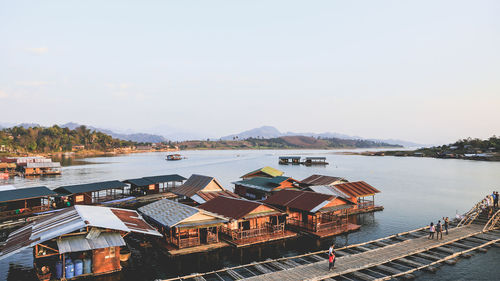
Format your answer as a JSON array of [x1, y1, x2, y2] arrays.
[[244, 224, 486, 281], [164, 241, 230, 256], [297, 223, 361, 239], [348, 206, 384, 216]]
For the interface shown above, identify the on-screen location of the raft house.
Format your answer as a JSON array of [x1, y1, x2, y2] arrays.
[[199, 196, 297, 247], [233, 176, 300, 200], [0, 205, 161, 281], [20, 162, 62, 176], [138, 199, 229, 255], [171, 174, 239, 205], [54, 180, 128, 206], [278, 156, 301, 165], [123, 174, 186, 196], [263, 189, 360, 238], [0, 186, 58, 221], [329, 181, 382, 214], [303, 156, 328, 165], [240, 166, 284, 179], [300, 174, 348, 187]]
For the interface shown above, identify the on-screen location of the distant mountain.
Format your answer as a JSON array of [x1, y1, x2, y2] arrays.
[[145, 124, 208, 141], [221, 126, 282, 140], [60, 122, 167, 143], [221, 126, 423, 147]]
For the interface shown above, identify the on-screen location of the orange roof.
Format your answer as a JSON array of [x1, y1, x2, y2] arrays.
[[333, 181, 380, 198]]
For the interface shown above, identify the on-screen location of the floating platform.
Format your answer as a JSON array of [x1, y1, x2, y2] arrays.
[[224, 230, 298, 248]]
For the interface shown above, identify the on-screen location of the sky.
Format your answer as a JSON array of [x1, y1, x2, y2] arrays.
[[0, 0, 499, 144]]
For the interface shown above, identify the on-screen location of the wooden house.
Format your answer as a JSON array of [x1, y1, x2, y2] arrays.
[[264, 189, 360, 238], [0, 162, 16, 175], [233, 176, 300, 200], [0, 205, 161, 280], [240, 166, 284, 179], [0, 186, 58, 221], [138, 199, 228, 250], [198, 196, 296, 247], [303, 157, 328, 165], [21, 162, 62, 176], [300, 174, 348, 188], [331, 181, 382, 213], [123, 174, 186, 196], [54, 180, 127, 206], [171, 174, 239, 205]]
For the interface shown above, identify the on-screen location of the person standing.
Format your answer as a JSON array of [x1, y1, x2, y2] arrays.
[[428, 222, 435, 239], [328, 243, 336, 271], [444, 217, 449, 235], [436, 220, 443, 240], [494, 191, 499, 208]]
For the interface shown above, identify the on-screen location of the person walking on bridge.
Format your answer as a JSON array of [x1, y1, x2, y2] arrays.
[[493, 191, 499, 208], [328, 243, 336, 271], [444, 217, 449, 235], [436, 220, 443, 240], [428, 222, 435, 239]]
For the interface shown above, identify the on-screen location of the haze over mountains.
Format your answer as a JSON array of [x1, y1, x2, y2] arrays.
[[0, 122, 422, 147]]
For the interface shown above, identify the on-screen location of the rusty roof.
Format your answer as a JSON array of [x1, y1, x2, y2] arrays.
[[191, 190, 240, 204], [241, 166, 284, 179], [0, 205, 160, 260], [171, 174, 224, 197], [199, 196, 282, 220], [300, 174, 347, 186], [333, 181, 380, 198], [264, 189, 353, 213]]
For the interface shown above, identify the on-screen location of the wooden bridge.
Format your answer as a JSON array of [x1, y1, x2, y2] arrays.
[[163, 202, 500, 281]]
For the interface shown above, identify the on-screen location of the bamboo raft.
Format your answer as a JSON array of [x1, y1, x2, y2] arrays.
[[162, 202, 500, 281]]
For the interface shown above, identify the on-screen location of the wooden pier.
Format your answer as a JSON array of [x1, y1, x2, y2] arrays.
[[162, 203, 500, 281]]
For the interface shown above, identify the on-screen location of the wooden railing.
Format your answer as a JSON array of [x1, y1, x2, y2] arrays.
[[223, 223, 285, 240], [0, 205, 50, 218], [287, 218, 344, 233], [458, 200, 483, 227], [207, 232, 218, 244], [357, 200, 375, 209], [483, 208, 500, 232]]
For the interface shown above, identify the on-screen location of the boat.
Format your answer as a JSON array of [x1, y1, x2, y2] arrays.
[[166, 154, 183, 161]]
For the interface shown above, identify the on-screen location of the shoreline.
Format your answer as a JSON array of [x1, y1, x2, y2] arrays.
[[349, 150, 500, 162]]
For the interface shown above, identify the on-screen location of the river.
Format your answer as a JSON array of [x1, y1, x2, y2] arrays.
[[1, 149, 499, 281]]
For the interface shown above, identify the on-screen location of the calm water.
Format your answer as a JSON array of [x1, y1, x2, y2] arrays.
[[1, 150, 500, 281]]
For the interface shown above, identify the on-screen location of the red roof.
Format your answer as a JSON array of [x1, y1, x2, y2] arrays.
[[196, 190, 239, 202], [264, 189, 351, 213], [333, 181, 380, 198], [199, 196, 280, 220]]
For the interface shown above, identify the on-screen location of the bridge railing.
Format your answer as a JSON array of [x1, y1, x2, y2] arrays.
[[483, 208, 500, 232], [457, 200, 483, 227]]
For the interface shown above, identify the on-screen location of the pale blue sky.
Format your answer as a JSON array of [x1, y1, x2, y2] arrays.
[[1, 0, 499, 144]]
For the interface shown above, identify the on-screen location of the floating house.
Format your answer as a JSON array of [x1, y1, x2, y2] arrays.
[[278, 156, 301, 165], [240, 166, 284, 179], [303, 157, 328, 165], [171, 174, 239, 205], [138, 199, 228, 251], [21, 162, 62, 176], [0, 186, 58, 221], [0, 162, 16, 176], [0, 205, 161, 280], [331, 181, 382, 213], [54, 180, 127, 205], [123, 174, 186, 196], [300, 174, 348, 188], [233, 176, 300, 200], [198, 196, 296, 247], [263, 189, 360, 238]]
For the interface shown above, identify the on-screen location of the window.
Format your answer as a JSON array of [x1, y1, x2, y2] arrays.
[[75, 195, 84, 202], [148, 185, 155, 190], [109, 247, 116, 258]]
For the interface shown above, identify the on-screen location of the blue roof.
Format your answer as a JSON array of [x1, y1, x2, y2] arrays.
[[234, 176, 295, 192], [0, 186, 58, 203], [123, 178, 154, 187], [142, 174, 186, 184]]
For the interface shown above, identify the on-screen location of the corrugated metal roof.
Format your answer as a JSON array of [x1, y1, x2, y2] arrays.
[[0, 205, 160, 260], [305, 157, 326, 160], [123, 178, 154, 187], [308, 185, 350, 199], [199, 196, 282, 220], [26, 162, 61, 168], [142, 174, 187, 184], [301, 174, 347, 186], [0, 186, 58, 203], [279, 156, 301, 159], [138, 199, 227, 228], [333, 181, 381, 198], [241, 166, 284, 178], [171, 174, 224, 197], [264, 189, 353, 213], [55, 180, 127, 195], [192, 190, 240, 204], [233, 176, 298, 192], [57, 232, 125, 254]]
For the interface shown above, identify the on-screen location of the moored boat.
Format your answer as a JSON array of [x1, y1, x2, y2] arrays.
[[166, 154, 183, 161]]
